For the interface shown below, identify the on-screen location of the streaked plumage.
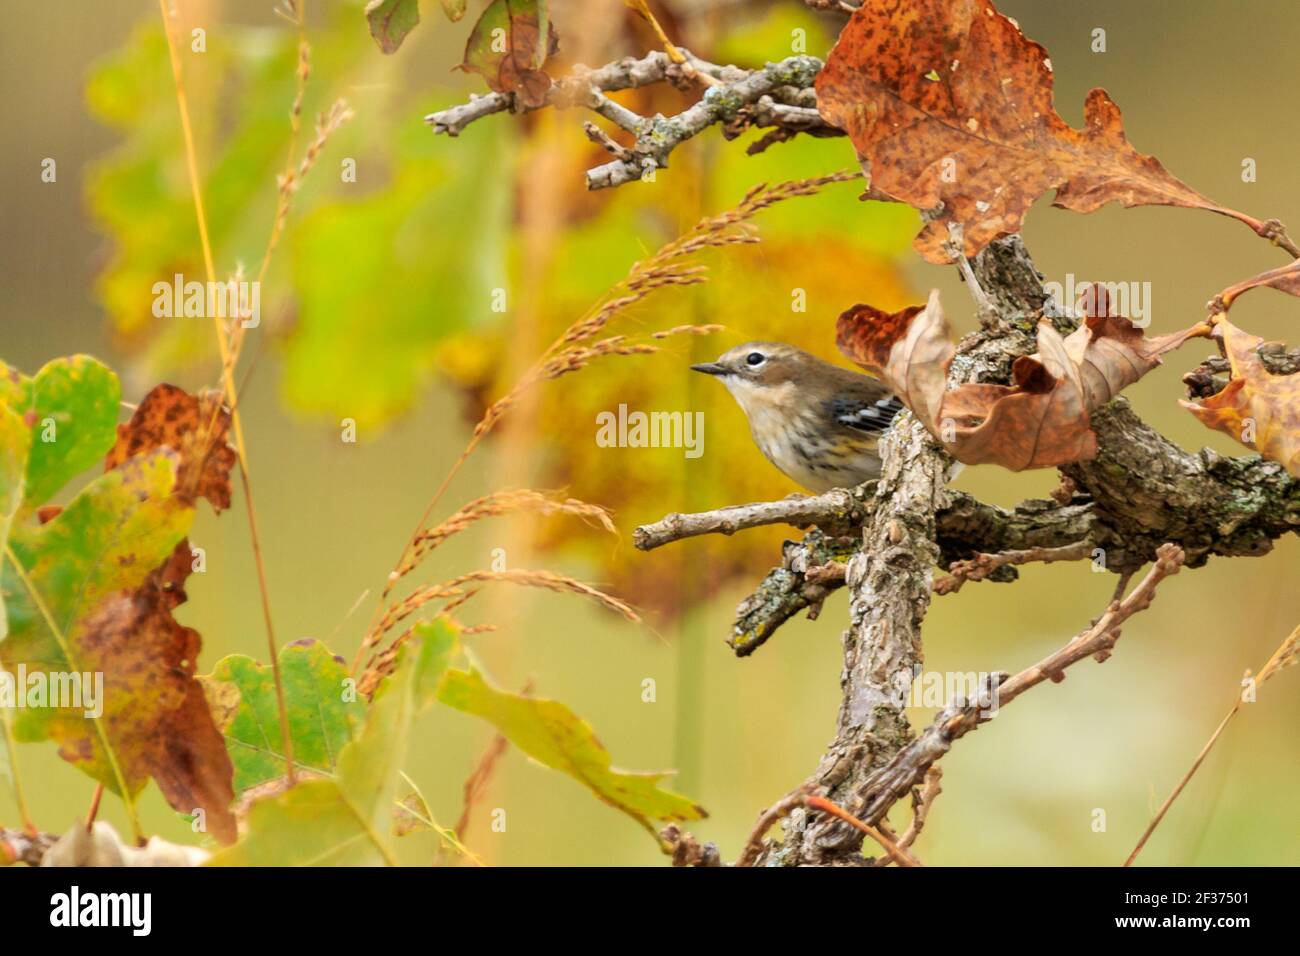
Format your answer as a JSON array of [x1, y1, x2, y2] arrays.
[[691, 341, 902, 493]]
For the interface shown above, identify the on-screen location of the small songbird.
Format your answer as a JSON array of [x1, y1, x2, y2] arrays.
[[691, 342, 904, 493]]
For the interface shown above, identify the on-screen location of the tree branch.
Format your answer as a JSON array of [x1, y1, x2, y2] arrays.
[[934, 540, 1094, 595], [426, 50, 838, 189], [848, 544, 1185, 829], [0, 827, 56, 866]]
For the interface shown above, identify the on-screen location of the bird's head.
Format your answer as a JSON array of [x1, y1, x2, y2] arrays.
[[691, 342, 818, 418], [690, 341, 811, 388]]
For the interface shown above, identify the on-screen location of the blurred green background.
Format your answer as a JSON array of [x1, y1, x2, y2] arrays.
[[1, 0, 1297, 866]]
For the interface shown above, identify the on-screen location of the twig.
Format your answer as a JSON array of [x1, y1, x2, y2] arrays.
[[633, 488, 870, 551], [735, 786, 812, 867], [85, 784, 104, 833], [1183, 341, 1300, 399], [900, 767, 942, 850], [734, 787, 920, 867], [804, 795, 921, 867], [426, 50, 837, 189], [849, 544, 1186, 829], [1124, 622, 1300, 866], [934, 540, 1094, 595], [0, 827, 57, 866], [660, 824, 722, 867], [157, 0, 295, 787]]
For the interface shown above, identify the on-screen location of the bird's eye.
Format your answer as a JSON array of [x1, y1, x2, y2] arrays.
[[745, 351, 765, 367]]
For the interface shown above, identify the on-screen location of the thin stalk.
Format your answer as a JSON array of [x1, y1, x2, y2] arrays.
[[1, 706, 34, 833], [157, 0, 295, 785]]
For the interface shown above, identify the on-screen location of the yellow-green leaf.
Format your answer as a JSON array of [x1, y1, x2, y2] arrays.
[[0, 356, 121, 510], [437, 667, 706, 831], [204, 640, 367, 801], [365, 0, 421, 54], [208, 620, 459, 866]]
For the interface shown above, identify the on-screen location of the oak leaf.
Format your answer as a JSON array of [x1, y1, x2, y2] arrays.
[[837, 286, 1207, 470], [203, 639, 366, 802], [815, 0, 1266, 263], [1181, 318, 1300, 477], [208, 621, 458, 866], [364, 0, 421, 54], [104, 383, 236, 512], [437, 666, 706, 829], [1, 373, 238, 843]]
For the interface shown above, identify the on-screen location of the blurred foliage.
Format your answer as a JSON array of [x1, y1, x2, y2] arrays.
[[86, 1, 510, 427], [84, 0, 920, 620], [286, 125, 509, 428], [209, 619, 459, 865]]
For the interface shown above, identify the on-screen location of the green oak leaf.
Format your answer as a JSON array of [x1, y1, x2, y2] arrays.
[[0, 356, 121, 510], [1, 452, 190, 786], [208, 619, 459, 866], [204, 639, 367, 800], [365, 0, 421, 53], [440, 0, 467, 22], [437, 667, 706, 832]]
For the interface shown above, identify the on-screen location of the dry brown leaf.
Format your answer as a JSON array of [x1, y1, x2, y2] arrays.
[[838, 286, 1208, 470], [1181, 318, 1300, 477], [815, 0, 1267, 263], [98, 384, 238, 843], [458, 0, 559, 109], [105, 384, 236, 512]]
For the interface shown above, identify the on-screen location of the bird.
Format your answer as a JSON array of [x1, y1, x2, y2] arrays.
[[691, 342, 905, 493]]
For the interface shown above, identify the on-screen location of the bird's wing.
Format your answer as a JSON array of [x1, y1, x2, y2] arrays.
[[828, 393, 906, 435]]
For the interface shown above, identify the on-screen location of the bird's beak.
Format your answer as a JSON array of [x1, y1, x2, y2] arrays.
[[690, 362, 729, 377]]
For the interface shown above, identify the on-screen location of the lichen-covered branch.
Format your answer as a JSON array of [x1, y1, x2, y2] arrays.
[[757, 412, 948, 866], [730, 529, 858, 656], [1063, 399, 1300, 570], [425, 50, 839, 189]]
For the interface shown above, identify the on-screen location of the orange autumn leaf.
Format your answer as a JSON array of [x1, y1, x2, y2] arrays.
[[1214, 258, 1300, 311], [1181, 318, 1300, 477], [83, 540, 239, 844], [838, 286, 1208, 470], [815, 0, 1267, 263]]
